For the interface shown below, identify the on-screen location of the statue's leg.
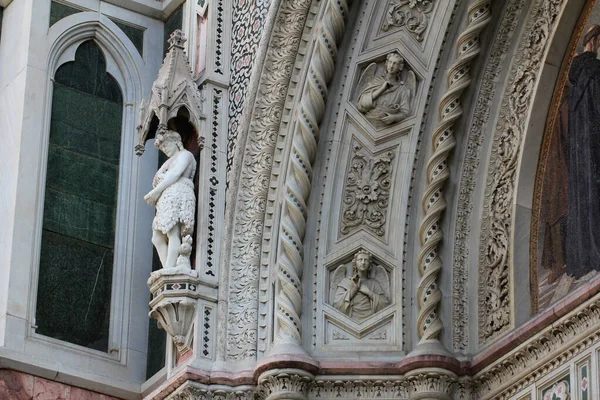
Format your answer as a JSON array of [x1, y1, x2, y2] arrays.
[[152, 230, 168, 267], [166, 224, 181, 269]]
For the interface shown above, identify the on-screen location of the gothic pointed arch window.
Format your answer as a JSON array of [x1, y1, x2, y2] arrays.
[[35, 40, 123, 352]]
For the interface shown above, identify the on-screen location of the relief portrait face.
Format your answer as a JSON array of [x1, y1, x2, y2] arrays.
[[386, 55, 403, 75], [356, 253, 371, 274]]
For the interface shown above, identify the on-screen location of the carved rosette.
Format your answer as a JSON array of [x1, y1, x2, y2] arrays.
[[406, 369, 457, 400], [148, 268, 201, 356], [381, 0, 435, 42], [258, 369, 314, 400], [341, 142, 395, 237]]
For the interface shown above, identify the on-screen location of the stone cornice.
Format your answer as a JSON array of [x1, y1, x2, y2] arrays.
[[147, 285, 600, 399]]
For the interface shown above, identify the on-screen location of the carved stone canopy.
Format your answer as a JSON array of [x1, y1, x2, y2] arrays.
[[136, 30, 205, 155]]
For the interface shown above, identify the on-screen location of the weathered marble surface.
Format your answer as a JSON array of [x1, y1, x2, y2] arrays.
[[0, 370, 122, 400]]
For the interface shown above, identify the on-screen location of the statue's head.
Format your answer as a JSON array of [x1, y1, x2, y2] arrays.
[[385, 52, 404, 75], [155, 129, 184, 155], [351, 249, 373, 276], [583, 24, 600, 52]]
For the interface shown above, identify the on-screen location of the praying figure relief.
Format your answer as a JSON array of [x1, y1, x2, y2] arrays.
[[145, 128, 196, 269], [331, 250, 390, 320], [356, 51, 416, 129]]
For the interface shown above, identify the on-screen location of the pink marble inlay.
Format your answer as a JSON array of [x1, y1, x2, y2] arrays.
[[33, 377, 71, 400]]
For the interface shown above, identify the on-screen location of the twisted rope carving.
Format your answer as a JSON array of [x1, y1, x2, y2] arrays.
[[275, 0, 349, 345], [416, 0, 491, 345]]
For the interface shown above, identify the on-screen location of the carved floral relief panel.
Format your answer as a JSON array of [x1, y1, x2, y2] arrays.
[[341, 141, 395, 238], [381, 0, 435, 42]]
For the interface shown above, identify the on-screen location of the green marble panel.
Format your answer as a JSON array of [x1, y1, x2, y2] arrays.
[[36, 230, 112, 351], [54, 41, 122, 103], [43, 188, 115, 248], [110, 18, 144, 56], [50, 1, 82, 27], [163, 6, 183, 56], [37, 39, 122, 352], [50, 84, 122, 164], [46, 145, 118, 205]]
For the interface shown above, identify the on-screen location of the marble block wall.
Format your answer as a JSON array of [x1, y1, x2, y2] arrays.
[[0, 369, 123, 400]]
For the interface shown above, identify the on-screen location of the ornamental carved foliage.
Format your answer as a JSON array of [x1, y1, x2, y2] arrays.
[[479, 0, 563, 344], [381, 0, 435, 42], [341, 141, 395, 237]]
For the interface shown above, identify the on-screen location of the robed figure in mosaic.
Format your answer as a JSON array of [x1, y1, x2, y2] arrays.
[[567, 25, 600, 278]]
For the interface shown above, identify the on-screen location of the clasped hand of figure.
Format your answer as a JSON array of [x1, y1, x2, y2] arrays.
[[350, 274, 373, 299], [144, 189, 161, 206], [374, 81, 391, 99]]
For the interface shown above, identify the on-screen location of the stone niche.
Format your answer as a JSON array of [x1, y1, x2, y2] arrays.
[[320, 249, 398, 349], [350, 50, 422, 136]]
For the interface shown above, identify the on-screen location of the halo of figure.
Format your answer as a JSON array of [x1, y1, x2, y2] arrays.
[[145, 128, 196, 269], [331, 250, 390, 320], [356, 51, 416, 128]]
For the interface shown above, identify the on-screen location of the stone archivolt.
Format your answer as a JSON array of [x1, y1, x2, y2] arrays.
[[478, 0, 564, 345], [416, 0, 492, 348]]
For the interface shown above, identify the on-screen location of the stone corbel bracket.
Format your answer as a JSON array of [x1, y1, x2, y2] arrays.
[[136, 29, 206, 155], [148, 268, 216, 356]]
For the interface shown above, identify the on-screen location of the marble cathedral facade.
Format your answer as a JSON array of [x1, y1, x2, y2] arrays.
[[2, 0, 600, 399]]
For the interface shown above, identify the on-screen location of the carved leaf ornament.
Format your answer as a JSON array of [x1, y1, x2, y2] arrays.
[[381, 0, 435, 42], [341, 143, 395, 237]]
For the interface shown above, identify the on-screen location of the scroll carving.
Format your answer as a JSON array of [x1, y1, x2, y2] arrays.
[[479, 0, 563, 344], [381, 0, 435, 42], [452, 0, 524, 352], [224, 0, 314, 361], [341, 142, 395, 237]]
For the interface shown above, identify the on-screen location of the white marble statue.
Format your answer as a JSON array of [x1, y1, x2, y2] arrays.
[[331, 250, 390, 320], [356, 51, 416, 128], [145, 128, 196, 269]]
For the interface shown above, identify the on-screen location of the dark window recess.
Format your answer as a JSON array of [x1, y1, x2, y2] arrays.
[[35, 40, 123, 352], [163, 6, 183, 56], [110, 18, 145, 57], [49, 1, 83, 27]]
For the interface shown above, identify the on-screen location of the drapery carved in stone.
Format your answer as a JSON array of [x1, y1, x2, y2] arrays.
[[381, 0, 435, 42], [341, 142, 395, 237]]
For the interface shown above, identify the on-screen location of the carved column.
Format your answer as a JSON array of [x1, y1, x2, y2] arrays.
[[415, 0, 491, 352], [406, 369, 457, 400], [258, 369, 314, 400], [272, 0, 350, 354]]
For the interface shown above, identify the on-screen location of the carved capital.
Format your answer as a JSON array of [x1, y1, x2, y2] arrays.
[[148, 268, 200, 356], [405, 369, 457, 400], [258, 369, 314, 400]]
